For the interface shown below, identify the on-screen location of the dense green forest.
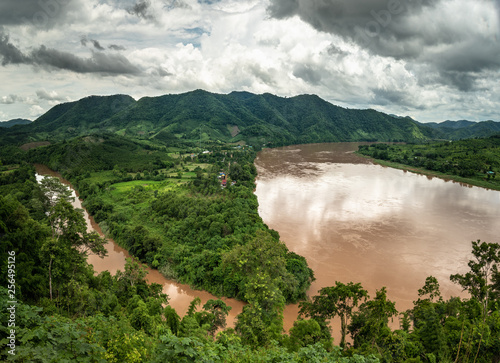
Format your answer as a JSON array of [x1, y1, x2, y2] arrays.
[[417, 120, 500, 140], [0, 90, 436, 147], [356, 135, 500, 190], [1, 92, 500, 361], [1, 135, 500, 361], [13, 134, 313, 304], [0, 119, 32, 128], [2, 90, 498, 148]]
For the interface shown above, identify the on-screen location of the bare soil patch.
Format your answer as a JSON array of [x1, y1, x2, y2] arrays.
[[20, 141, 51, 151]]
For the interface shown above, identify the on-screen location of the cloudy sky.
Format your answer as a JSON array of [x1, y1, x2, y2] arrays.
[[0, 0, 499, 122]]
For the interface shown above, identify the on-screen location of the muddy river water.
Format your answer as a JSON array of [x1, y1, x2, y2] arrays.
[[254, 143, 500, 311], [35, 142, 500, 336]]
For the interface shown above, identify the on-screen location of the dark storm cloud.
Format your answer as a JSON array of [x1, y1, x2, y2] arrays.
[[371, 88, 415, 108], [268, 0, 500, 91], [90, 39, 105, 51], [293, 64, 323, 85], [419, 36, 500, 91], [0, 29, 29, 65], [108, 44, 127, 51], [429, 38, 500, 73], [0, 29, 141, 75], [30, 46, 141, 74], [439, 72, 478, 92], [267, 0, 438, 55], [0, 0, 81, 28], [81, 36, 106, 51], [128, 0, 155, 21]]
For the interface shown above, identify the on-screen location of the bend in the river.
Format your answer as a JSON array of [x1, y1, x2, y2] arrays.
[[34, 142, 500, 336]]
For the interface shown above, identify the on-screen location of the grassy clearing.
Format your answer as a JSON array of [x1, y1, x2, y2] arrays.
[[0, 164, 20, 174], [98, 178, 189, 239], [108, 179, 176, 195], [0, 168, 17, 175], [85, 170, 118, 184]]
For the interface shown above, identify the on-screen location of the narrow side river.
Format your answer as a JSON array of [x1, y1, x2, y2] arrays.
[[34, 164, 246, 328], [35, 142, 500, 339]]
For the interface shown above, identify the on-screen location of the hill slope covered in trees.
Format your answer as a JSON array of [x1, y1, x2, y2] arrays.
[[0, 90, 436, 147], [418, 120, 500, 140], [0, 119, 32, 128]]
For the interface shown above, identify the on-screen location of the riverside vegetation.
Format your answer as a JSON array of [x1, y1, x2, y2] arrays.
[[2, 164, 500, 362], [1, 91, 500, 361], [356, 135, 500, 191]]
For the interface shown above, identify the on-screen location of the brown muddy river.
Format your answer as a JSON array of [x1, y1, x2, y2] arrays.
[[254, 143, 500, 313], [35, 143, 500, 338]]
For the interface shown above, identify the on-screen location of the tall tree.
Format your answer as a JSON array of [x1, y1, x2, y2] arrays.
[[201, 299, 232, 337], [416, 276, 442, 303], [450, 240, 500, 320], [300, 281, 368, 348], [117, 258, 148, 288], [235, 272, 285, 347], [0, 194, 49, 301], [39, 176, 74, 210], [349, 287, 397, 350], [38, 177, 106, 300]]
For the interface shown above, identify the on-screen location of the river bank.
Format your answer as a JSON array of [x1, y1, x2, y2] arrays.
[[34, 141, 500, 343], [34, 164, 247, 328], [355, 154, 500, 191], [254, 143, 500, 314]]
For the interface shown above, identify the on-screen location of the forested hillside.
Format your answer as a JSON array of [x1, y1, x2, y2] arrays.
[[0, 95, 135, 144], [0, 119, 31, 128], [2, 163, 500, 361], [1, 90, 500, 361], [420, 120, 500, 140], [0, 90, 436, 147]]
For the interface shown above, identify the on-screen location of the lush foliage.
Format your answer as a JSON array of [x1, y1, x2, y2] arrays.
[[421, 120, 500, 140], [1, 126, 500, 360], [0, 90, 439, 147], [28, 138, 315, 304], [357, 135, 500, 190]]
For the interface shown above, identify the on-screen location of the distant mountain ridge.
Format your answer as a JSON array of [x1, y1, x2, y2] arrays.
[[1, 90, 496, 146], [417, 119, 500, 139], [0, 118, 32, 128]]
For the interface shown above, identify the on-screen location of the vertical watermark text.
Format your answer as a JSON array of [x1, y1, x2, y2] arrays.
[[354, 0, 422, 48], [21, 0, 71, 28], [6, 251, 17, 356]]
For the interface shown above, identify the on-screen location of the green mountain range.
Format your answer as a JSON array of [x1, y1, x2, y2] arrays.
[[1, 90, 498, 146], [419, 120, 500, 139], [0, 90, 434, 146], [0, 118, 32, 128]]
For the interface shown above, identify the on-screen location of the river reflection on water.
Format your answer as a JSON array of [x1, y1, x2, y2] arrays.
[[254, 143, 500, 312], [34, 142, 500, 338]]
